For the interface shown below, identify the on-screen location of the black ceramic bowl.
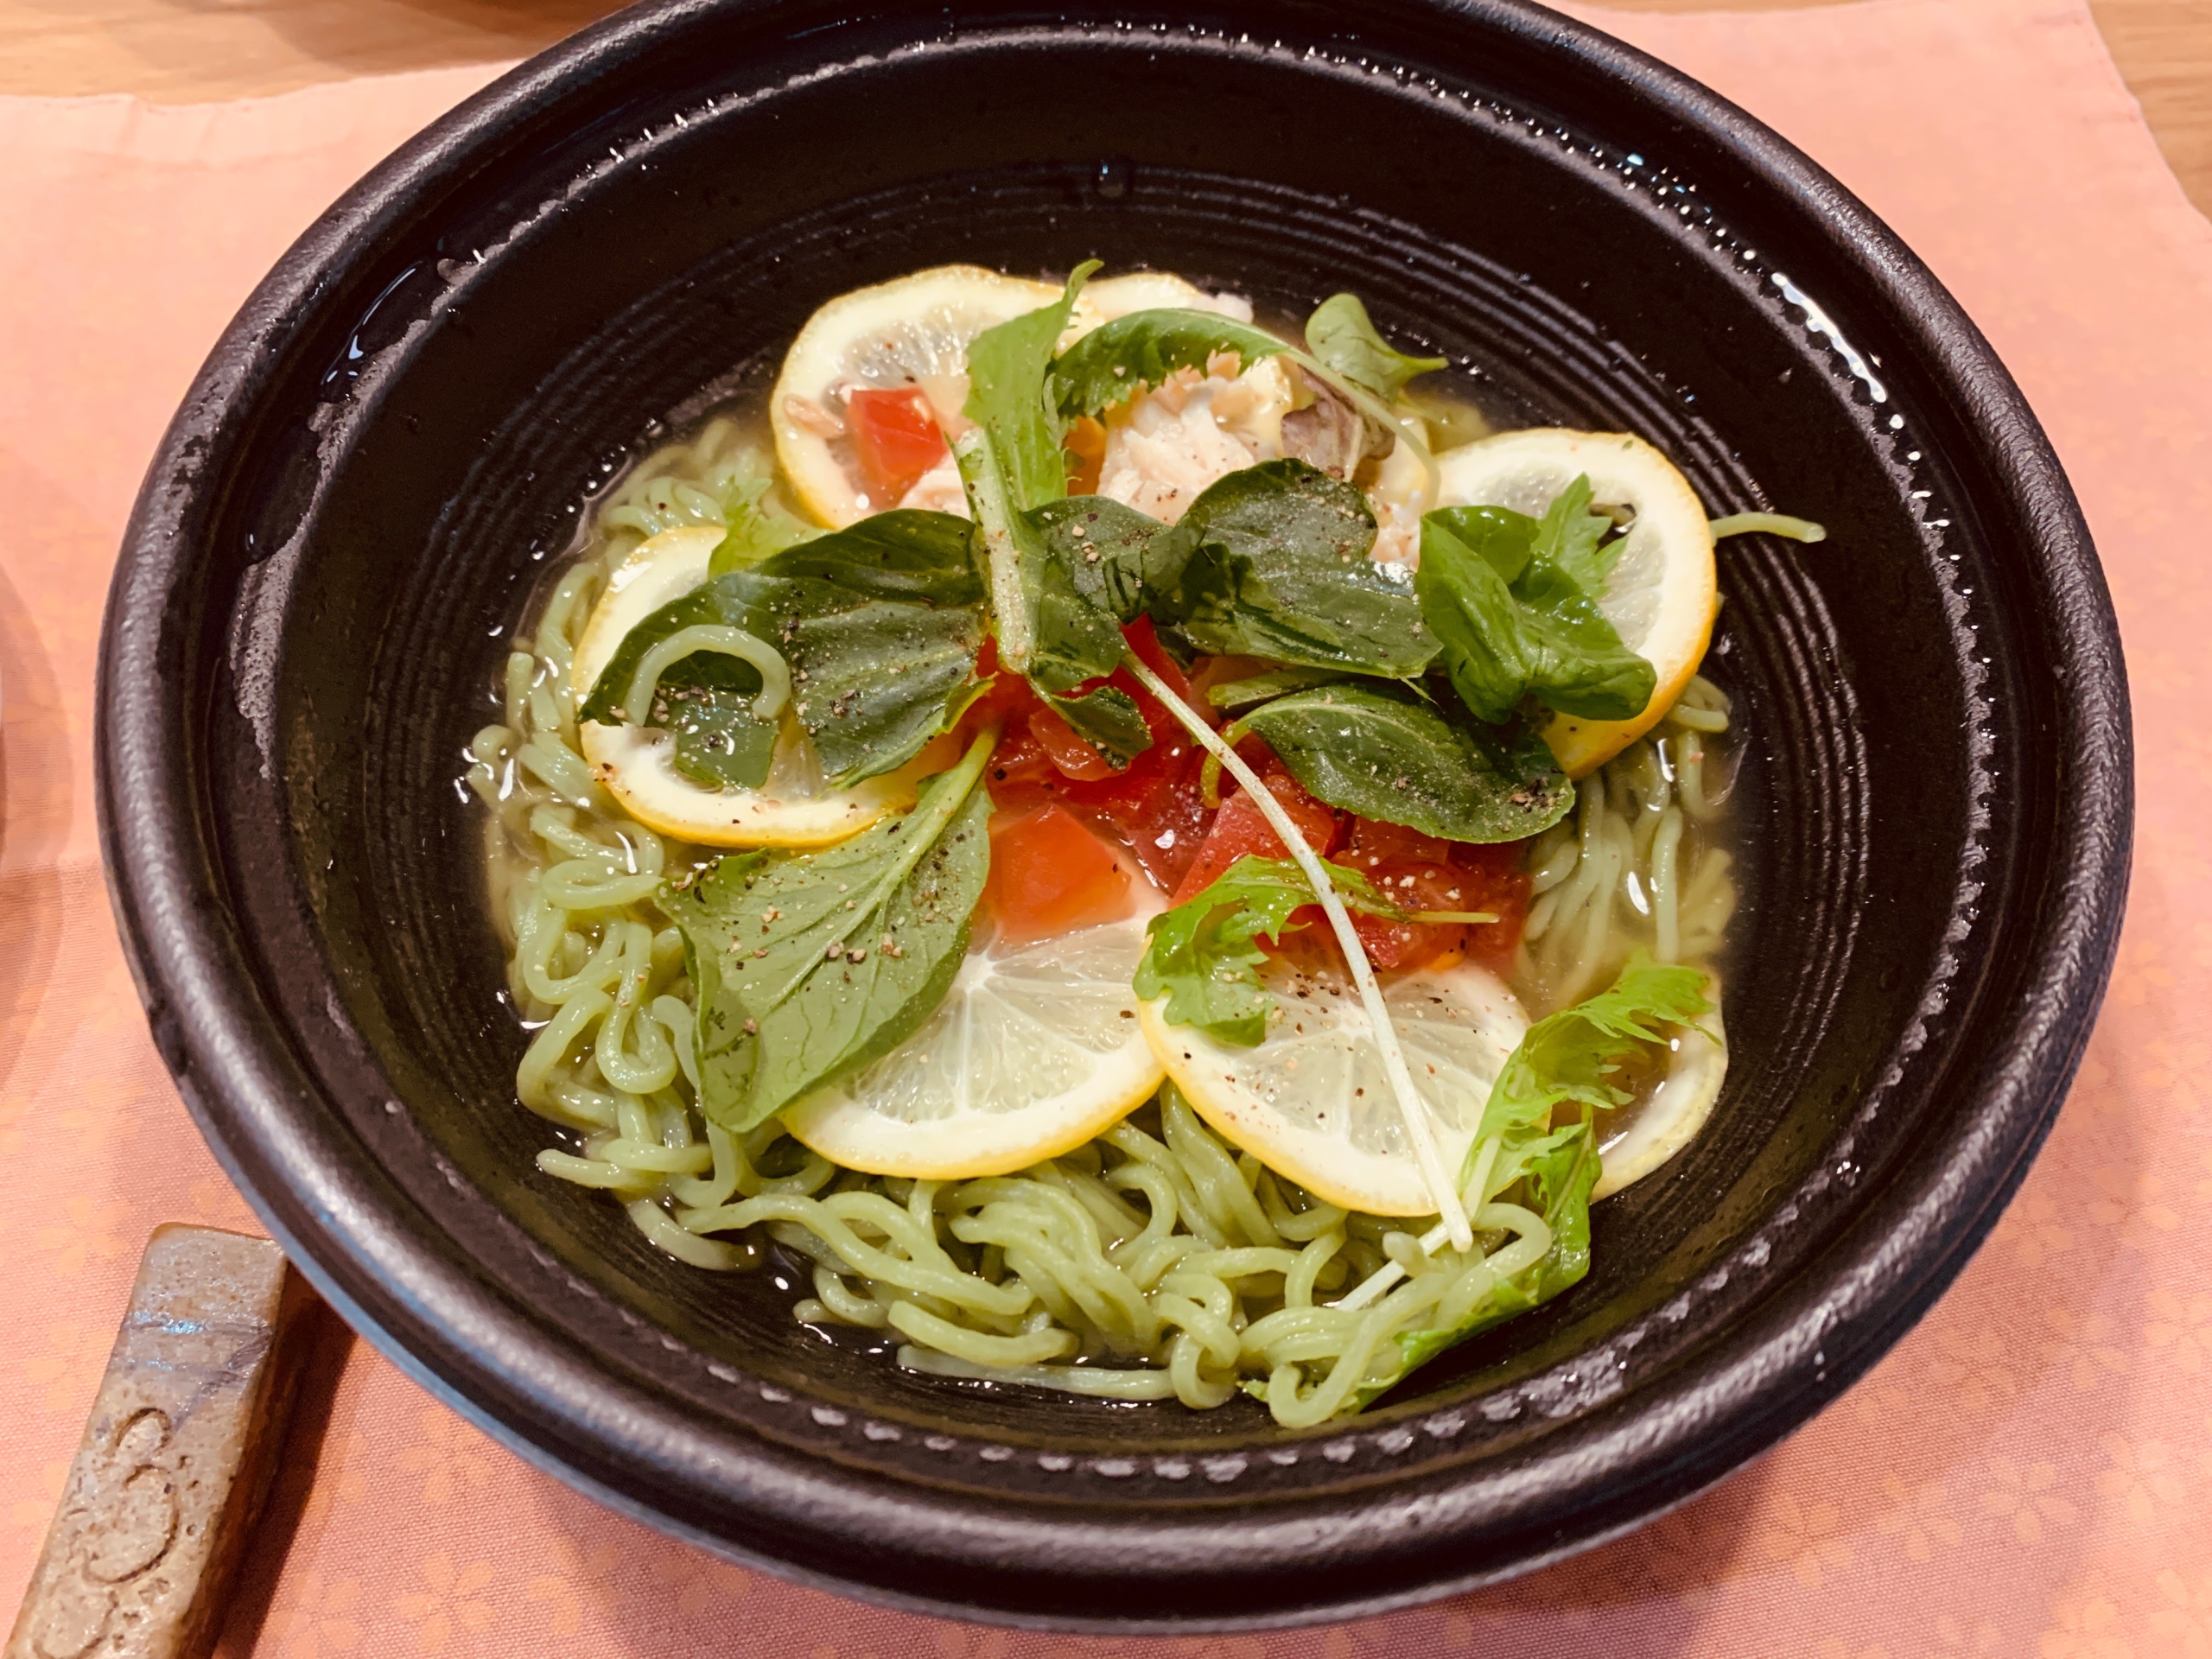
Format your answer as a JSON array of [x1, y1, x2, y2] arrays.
[[98, 0, 2130, 1630]]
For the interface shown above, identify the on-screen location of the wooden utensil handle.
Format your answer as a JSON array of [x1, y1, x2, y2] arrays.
[[6, 1225, 310, 1659]]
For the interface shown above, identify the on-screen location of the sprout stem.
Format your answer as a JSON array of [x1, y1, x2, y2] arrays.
[[1122, 649, 1475, 1250], [953, 428, 1034, 671]]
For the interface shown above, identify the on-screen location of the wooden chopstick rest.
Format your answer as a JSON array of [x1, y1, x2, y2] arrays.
[[6, 1225, 311, 1659]]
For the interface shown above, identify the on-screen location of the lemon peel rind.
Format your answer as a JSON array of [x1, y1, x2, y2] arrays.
[[770, 264, 1066, 529], [784, 1049, 1164, 1180], [1590, 994, 1730, 1200]]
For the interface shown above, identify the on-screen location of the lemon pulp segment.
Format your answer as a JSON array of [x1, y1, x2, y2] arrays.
[[1138, 961, 1529, 1217], [785, 894, 1167, 1179]]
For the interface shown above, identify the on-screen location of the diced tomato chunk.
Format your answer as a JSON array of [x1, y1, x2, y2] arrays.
[[847, 386, 947, 505], [1349, 861, 1465, 971], [950, 641, 1037, 742], [1172, 766, 1340, 906], [1065, 744, 1209, 891], [968, 621, 1221, 894], [1342, 817, 1458, 872], [1122, 617, 1199, 718], [1337, 825, 1534, 973], [1027, 699, 1121, 781], [983, 724, 1060, 814], [1449, 839, 1535, 973], [983, 803, 1135, 945]]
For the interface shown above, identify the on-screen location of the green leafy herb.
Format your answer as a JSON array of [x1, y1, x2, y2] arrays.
[[1133, 854, 1414, 1047], [1229, 681, 1572, 843], [1356, 1123, 1599, 1407], [1303, 293, 1447, 404], [664, 731, 998, 1132], [708, 463, 823, 577], [1416, 475, 1657, 724], [739, 512, 988, 784], [1344, 957, 1711, 1408], [1014, 492, 1199, 760], [1026, 494, 1195, 624], [1052, 308, 1291, 420], [955, 429, 1152, 764], [952, 268, 1123, 720], [581, 510, 986, 789], [963, 262, 1096, 512], [1472, 954, 1713, 1149], [1042, 682, 1154, 761], [1014, 511, 1150, 694], [744, 510, 982, 601], [1154, 459, 1437, 677]]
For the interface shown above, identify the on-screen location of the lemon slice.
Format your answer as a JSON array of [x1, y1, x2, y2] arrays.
[[571, 526, 917, 848], [1081, 270, 1237, 321], [1592, 991, 1729, 1199], [1433, 429, 1718, 778], [771, 264, 1066, 527], [1138, 961, 1529, 1217], [771, 265, 1273, 528], [785, 893, 1168, 1179]]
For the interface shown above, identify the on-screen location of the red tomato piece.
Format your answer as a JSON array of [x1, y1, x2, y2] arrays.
[[1014, 620, 1200, 789], [847, 386, 947, 505], [1350, 861, 1470, 972], [983, 803, 1134, 945], [982, 724, 1062, 817], [1449, 839, 1535, 973], [1342, 817, 1458, 872], [1122, 616, 1200, 719], [1063, 741, 1210, 892], [1171, 766, 1340, 906], [967, 621, 1223, 893], [947, 640, 1038, 751], [1027, 700, 1121, 781], [1346, 830, 1535, 974]]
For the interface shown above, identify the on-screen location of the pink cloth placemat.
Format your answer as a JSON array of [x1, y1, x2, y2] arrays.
[[2, 0, 2205, 1648]]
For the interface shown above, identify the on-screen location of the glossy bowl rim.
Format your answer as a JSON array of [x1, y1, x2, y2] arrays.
[[95, 0, 2132, 1630]]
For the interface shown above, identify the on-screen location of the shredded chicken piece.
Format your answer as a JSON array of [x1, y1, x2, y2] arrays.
[[783, 393, 844, 438], [1100, 385, 1258, 521], [1097, 361, 1295, 523], [1371, 499, 1421, 569], [897, 453, 969, 516]]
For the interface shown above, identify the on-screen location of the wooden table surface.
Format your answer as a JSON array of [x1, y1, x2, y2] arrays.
[[2, 0, 2205, 215]]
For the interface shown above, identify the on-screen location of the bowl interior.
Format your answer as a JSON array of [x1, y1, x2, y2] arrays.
[[119, 0, 2115, 1625]]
